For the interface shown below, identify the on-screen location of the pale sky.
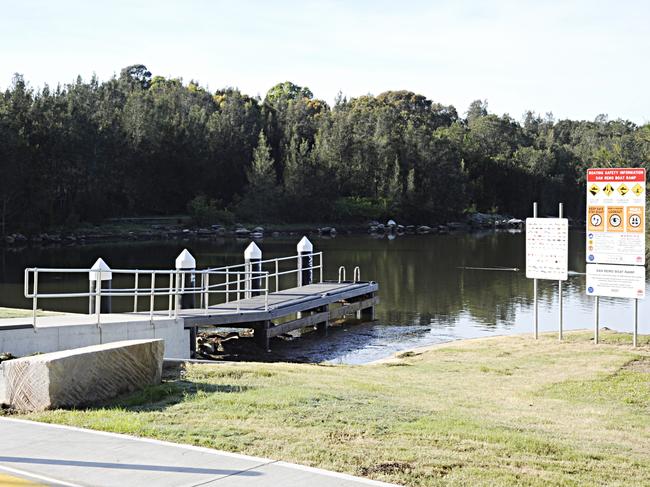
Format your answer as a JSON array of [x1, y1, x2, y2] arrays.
[[1, 0, 648, 123]]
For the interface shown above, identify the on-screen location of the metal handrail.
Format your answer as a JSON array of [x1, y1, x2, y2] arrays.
[[24, 267, 270, 328], [23, 252, 325, 329], [207, 252, 324, 287], [353, 267, 361, 282], [338, 266, 346, 283]]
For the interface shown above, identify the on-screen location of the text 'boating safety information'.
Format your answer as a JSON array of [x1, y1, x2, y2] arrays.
[[586, 168, 646, 265], [525, 218, 568, 280], [586, 264, 646, 299]]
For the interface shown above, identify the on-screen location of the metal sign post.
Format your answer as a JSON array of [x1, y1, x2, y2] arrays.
[[594, 296, 599, 345], [558, 202, 563, 341], [533, 202, 538, 339], [634, 299, 638, 347]]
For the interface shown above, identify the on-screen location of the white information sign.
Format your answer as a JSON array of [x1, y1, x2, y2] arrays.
[[526, 218, 569, 280], [586, 264, 646, 299], [586, 168, 646, 265]]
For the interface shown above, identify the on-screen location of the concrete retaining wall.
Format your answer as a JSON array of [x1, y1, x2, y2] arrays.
[[0, 317, 189, 360], [2, 339, 164, 411]]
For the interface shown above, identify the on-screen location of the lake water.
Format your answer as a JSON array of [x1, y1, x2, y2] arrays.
[[0, 231, 645, 363]]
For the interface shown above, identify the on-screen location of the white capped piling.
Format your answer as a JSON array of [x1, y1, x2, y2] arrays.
[[245, 242, 262, 298], [176, 249, 197, 358], [297, 236, 313, 287], [89, 258, 112, 315], [175, 249, 196, 311]]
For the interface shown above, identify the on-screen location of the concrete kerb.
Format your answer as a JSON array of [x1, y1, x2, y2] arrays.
[[0, 463, 81, 487], [0, 418, 400, 487]]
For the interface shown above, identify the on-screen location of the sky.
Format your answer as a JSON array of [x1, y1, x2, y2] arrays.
[[1, 0, 648, 123]]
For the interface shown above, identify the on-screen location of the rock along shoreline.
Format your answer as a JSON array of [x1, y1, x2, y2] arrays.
[[1, 212, 531, 249]]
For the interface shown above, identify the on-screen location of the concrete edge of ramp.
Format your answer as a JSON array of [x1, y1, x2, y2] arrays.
[[0, 418, 400, 487]]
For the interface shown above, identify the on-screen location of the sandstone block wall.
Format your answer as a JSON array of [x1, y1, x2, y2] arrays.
[[3, 339, 164, 411]]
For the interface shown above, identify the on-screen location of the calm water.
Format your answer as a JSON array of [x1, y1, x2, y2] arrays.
[[0, 231, 645, 363]]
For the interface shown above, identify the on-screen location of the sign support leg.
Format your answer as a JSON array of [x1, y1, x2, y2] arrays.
[[633, 298, 638, 347], [558, 281, 563, 341], [558, 202, 564, 341], [534, 278, 538, 339], [533, 201, 538, 339], [594, 296, 599, 344]]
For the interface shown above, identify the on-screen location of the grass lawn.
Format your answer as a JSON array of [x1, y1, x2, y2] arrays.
[[21, 330, 650, 486], [0, 307, 58, 319]]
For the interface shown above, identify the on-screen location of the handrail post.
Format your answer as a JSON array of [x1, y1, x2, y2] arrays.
[[150, 272, 156, 324], [320, 252, 323, 283], [24, 268, 29, 298], [236, 272, 241, 312], [134, 271, 139, 312], [199, 273, 205, 309], [32, 269, 38, 329], [204, 273, 210, 314], [168, 273, 174, 317], [174, 271, 181, 318], [96, 271, 102, 326], [226, 272, 230, 303], [265, 272, 269, 311], [275, 260, 279, 292]]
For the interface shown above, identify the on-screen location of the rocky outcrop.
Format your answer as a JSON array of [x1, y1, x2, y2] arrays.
[[2, 339, 164, 412]]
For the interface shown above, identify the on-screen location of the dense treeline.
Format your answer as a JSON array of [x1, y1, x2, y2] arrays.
[[1, 64, 649, 235]]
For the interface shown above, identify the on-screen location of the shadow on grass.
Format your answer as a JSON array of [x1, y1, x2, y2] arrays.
[[90, 363, 255, 412], [111, 381, 254, 412]]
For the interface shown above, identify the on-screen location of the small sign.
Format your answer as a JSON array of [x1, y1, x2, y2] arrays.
[[526, 218, 569, 280], [586, 264, 646, 299], [586, 168, 646, 265]]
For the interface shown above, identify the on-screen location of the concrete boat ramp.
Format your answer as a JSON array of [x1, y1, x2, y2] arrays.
[[0, 418, 397, 486]]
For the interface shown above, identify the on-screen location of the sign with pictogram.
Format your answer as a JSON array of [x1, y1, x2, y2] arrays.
[[586, 168, 646, 265], [588, 206, 604, 231], [606, 206, 624, 232]]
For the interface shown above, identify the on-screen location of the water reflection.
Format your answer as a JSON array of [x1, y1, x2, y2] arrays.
[[0, 230, 645, 363]]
